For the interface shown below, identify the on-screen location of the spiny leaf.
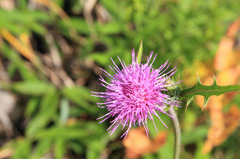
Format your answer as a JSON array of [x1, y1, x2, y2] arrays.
[[180, 76, 240, 109]]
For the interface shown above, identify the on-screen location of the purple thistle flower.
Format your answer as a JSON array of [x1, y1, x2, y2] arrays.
[[92, 50, 180, 138]]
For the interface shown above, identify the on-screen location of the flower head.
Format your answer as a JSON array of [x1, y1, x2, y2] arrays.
[[92, 50, 180, 138]]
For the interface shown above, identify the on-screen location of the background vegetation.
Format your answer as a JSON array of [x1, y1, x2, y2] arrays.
[[0, 0, 240, 159]]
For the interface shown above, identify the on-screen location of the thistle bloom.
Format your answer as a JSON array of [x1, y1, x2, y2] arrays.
[[92, 50, 180, 138]]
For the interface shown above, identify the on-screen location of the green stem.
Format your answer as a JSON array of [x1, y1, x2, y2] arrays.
[[168, 106, 181, 159]]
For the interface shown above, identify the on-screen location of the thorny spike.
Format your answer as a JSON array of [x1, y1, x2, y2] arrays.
[[202, 97, 210, 111], [212, 74, 217, 86]]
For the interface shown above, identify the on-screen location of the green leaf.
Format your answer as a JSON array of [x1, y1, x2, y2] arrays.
[[0, 43, 39, 81], [180, 76, 240, 109], [55, 139, 66, 159], [96, 22, 123, 34], [88, 52, 112, 66], [12, 81, 54, 96], [61, 86, 97, 114], [26, 89, 59, 137], [194, 141, 211, 159], [59, 17, 89, 34], [31, 139, 53, 159], [100, 0, 123, 20], [59, 99, 69, 125], [86, 148, 99, 159], [69, 141, 84, 154], [181, 125, 208, 145], [11, 139, 31, 159], [157, 132, 174, 159], [25, 97, 40, 116], [0, 10, 49, 35], [34, 126, 91, 140]]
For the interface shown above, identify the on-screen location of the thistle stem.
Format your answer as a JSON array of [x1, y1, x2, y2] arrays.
[[168, 106, 181, 159]]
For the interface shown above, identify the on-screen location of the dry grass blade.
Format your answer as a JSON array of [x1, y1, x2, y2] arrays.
[[34, 0, 68, 19], [0, 29, 37, 64]]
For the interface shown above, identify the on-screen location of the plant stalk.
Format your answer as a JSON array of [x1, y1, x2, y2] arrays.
[[168, 106, 181, 159]]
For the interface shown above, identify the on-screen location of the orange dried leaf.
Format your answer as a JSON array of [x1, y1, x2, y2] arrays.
[[226, 18, 240, 38], [221, 105, 240, 139], [146, 131, 167, 154], [0, 28, 37, 63], [123, 128, 151, 158], [0, 149, 13, 158], [203, 105, 240, 153], [202, 96, 224, 154], [214, 38, 235, 71], [123, 128, 167, 158]]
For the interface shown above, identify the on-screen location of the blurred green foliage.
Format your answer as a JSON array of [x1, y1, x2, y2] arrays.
[[0, 0, 240, 159]]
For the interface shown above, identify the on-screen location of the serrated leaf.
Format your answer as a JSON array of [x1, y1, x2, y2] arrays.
[[180, 77, 240, 109]]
